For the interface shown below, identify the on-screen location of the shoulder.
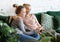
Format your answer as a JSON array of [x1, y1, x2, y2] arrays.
[[30, 14, 36, 17], [12, 16, 22, 21], [29, 14, 35, 17]]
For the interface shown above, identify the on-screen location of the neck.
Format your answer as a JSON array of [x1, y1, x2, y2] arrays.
[[26, 12, 30, 15], [26, 12, 30, 14]]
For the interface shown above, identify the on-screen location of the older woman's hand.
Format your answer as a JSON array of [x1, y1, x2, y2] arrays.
[[36, 27, 45, 34]]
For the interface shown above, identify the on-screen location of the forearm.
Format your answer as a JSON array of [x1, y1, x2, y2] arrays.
[[33, 14, 42, 28]]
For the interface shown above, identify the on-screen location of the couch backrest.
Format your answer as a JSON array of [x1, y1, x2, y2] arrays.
[[46, 11, 60, 17]]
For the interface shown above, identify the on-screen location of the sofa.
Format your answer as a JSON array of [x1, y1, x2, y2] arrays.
[[0, 11, 60, 42], [35, 11, 60, 42]]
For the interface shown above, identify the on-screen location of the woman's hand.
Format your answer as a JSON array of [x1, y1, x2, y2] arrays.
[[36, 27, 44, 34]]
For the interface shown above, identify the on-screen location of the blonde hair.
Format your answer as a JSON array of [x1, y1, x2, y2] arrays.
[[23, 3, 31, 7]]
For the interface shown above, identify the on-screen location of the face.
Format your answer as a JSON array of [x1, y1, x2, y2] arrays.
[[26, 6, 31, 14], [20, 8, 26, 17]]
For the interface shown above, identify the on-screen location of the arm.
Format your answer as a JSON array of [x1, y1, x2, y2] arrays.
[[18, 18, 36, 35], [32, 15, 43, 34], [32, 15, 42, 28]]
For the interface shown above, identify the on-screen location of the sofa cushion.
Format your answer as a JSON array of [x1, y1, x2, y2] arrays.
[[41, 13, 54, 31], [46, 11, 60, 33]]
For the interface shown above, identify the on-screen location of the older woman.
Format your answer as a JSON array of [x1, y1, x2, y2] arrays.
[[23, 3, 43, 34]]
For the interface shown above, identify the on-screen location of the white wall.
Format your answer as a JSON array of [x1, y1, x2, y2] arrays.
[[0, 0, 60, 15]]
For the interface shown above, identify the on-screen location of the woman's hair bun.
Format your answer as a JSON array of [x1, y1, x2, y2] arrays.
[[13, 4, 18, 8]]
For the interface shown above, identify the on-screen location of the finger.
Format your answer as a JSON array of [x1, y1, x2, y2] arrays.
[[39, 32, 42, 34]]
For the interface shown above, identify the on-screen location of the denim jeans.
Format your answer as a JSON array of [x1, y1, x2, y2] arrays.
[[18, 33, 40, 42]]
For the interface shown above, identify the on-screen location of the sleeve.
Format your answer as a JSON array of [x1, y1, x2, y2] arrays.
[[32, 14, 42, 28], [17, 18, 36, 35]]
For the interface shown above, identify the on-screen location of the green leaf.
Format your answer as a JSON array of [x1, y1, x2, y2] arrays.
[[39, 37, 52, 42]]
